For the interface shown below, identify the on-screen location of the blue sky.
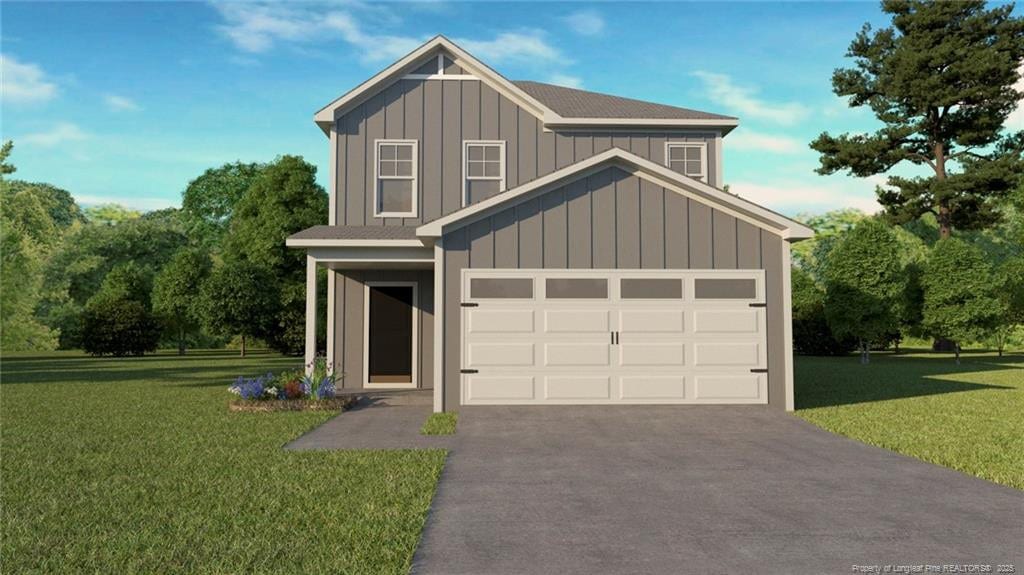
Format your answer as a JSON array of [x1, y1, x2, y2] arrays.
[[3, 1, 1022, 215]]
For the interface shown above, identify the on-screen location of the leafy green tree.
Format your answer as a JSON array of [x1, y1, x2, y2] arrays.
[[792, 208, 868, 281], [81, 263, 161, 357], [988, 255, 1024, 356], [39, 217, 187, 348], [181, 161, 264, 248], [84, 203, 142, 226], [152, 249, 213, 355], [197, 261, 278, 357], [0, 140, 14, 177], [922, 238, 1005, 362], [791, 266, 857, 356], [222, 155, 327, 354], [822, 219, 907, 363], [811, 0, 1024, 239], [2, 180, 83, 229]]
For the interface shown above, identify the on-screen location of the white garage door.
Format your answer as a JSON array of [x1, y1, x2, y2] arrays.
[[461, 270, 768, 405]]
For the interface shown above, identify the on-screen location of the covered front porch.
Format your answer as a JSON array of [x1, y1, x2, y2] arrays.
[[288, 226, 441, 405]]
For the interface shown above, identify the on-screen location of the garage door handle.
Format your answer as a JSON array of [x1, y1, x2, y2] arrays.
[[749, 303, 767, 308], [461, 302, 479, 307], [461, 369, 478, 374], [750, 368, 768, 373]]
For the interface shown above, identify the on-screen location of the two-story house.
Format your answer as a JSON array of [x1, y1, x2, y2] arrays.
[[287, 36, 812, 413]]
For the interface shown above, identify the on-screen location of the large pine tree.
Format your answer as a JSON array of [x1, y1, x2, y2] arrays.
[[812, 0, 1024, 238]]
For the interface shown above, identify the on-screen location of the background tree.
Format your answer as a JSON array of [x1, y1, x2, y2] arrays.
[[792, 208, 867, 281], [81, 262, 161, 357], [922, 238, 1005, 362], [181, 161, 264, 249], [0, 140, 14, 177], [152, 249, 213, 355], [822, 219, 907, 363], [222, 155, 327, 354], [39, 216, 187, 348], [84, 203, 141, 225], [811, 0, 1024, 239], [197, 260, 278, 357], [989, 255, 1024, 356], [791, 266, 857, 356]]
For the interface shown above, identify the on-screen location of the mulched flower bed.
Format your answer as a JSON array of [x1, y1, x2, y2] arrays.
[[229, 396, 357, 413]]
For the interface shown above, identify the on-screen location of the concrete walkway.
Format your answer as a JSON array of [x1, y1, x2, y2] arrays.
[[411, 406, 1024, 575], [285, 390, 452, 450]]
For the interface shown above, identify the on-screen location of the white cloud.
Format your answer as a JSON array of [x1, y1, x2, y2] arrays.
[[104, 94, 141, 112], [545, 73, 583, 89], [693, 71, 809, 125], [729, 179, 882, 215], [728, 129, 804, 154], [564, 10, 605, 36], [1007, 64, 1024, 131], [19, 123, 89, 147], [212, 4, 565, 66], [0, 54, 58, 104], [455, 31, 563, 65]]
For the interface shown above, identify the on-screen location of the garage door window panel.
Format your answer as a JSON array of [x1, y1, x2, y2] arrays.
[[470, 278, 533, 299], [694, 278, 757, 300], [546, 278, 608, 299], [621, 278, 683, 299]]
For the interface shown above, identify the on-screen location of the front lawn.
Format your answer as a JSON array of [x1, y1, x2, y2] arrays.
[[795, 350, 1023, 490], [421, 412, 457, 435], [0, 350, 447, 574]]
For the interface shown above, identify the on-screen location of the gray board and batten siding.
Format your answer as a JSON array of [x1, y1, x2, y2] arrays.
[[332, 78, 721, 227], [440, 166, 786, 410]]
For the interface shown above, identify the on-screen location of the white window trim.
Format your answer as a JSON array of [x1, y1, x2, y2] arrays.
[[462, 140, 506, 207], [363, 281, 418, 389], [374, 139, 418, 218], [664, 141, 708, 183]]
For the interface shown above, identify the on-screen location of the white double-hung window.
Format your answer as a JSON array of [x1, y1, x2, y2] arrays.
[[665, 142, 707, 182], [375, 139, 418, 217], [462, 140, 505, 206]]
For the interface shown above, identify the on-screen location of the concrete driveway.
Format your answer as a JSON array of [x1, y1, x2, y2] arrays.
[[412, 406, 1023, 575]]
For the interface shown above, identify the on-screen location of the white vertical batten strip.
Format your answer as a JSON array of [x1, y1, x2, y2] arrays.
[[714, 132, 724, 188], [782, 241, 795, 411], [305, 254, 318, 376], [433, 241, 444, 412], [326, 126, 337, 370]]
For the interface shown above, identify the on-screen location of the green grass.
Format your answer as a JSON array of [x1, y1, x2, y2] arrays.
[[0, 350, 447, 574], [795, 350, 1023, 490], [420, 412, 457, 435]]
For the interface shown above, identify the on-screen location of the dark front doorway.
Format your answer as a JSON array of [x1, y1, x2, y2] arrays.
[[367, 284, 415, 386]]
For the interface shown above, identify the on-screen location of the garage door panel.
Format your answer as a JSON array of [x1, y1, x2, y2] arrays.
[[467, 376, 535, 400], [619, 343, 685, 366], [544, 343, 610, 366], [693, 310, 760, 334], [462, 270, 767, 406], [545, 376, 611, 400], [619, 310, 684, 333], [467, 309, 535, 333], [468, 343, 534, 367], [693, 375, 764, 401], [693, 342, 761, 367], [620, 376, 686, 399], [544, 309, 609, 333]]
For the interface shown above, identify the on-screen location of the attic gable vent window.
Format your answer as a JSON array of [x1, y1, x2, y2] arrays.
[[665, 142, 707, 182], [375, 140, 418, 218]]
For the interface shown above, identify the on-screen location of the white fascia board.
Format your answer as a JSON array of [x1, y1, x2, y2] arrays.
[[285, 238, 429, 248], [543, 115, 739, 134], [418, 147, 813, 240]]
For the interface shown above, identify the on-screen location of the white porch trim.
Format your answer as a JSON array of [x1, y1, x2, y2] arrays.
[[304, 254, 317, 376]]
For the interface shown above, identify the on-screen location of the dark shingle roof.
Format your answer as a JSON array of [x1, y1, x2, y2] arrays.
[[288, 225, 419, 241], [513, 80, 735, 121]]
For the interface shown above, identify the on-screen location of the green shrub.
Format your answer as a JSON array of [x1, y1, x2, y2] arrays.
[[81, 297, 161, 356]]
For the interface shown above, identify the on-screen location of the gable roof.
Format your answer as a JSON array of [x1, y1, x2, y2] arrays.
[[314, 36, 738, 135], [514, 81, 736, 122], [417, 148, 813, 241]]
